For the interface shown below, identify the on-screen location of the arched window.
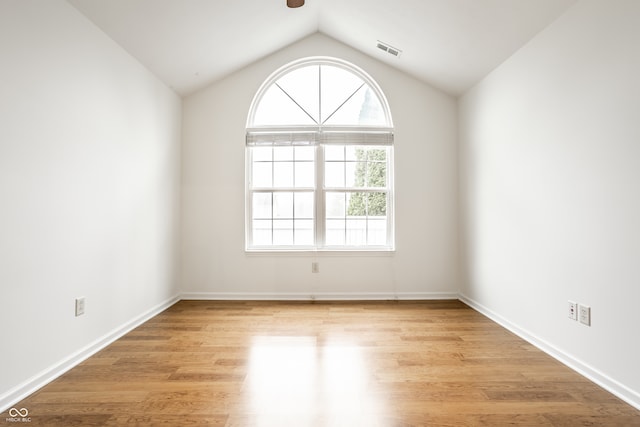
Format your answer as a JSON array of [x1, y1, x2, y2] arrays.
[[246, 57, 394, 250]]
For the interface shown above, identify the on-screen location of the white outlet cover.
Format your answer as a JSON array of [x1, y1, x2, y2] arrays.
[[579, 304, 591, 326], [75, 297, 86, 317], [568, 301, 578, 321]]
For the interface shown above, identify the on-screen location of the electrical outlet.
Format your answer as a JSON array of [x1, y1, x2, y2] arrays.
[[75, 297, 86, 317], [311, 262, 319, 273], [568, 301, 578, 320], [579, 304, 591, 326]]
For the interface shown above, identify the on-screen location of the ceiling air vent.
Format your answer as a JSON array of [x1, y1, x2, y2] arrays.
[[377, 40, 402, 57]]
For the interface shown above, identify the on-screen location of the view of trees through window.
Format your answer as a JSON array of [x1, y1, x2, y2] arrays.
[[347, 148, 387, 216]]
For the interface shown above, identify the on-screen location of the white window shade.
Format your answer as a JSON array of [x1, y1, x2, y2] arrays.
[[246, 132, 318, 146], [317, 131, 394, 146], [246, 130, 393, 146]]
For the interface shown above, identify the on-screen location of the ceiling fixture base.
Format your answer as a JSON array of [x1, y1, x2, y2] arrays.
[[287, 0, 305, 8]]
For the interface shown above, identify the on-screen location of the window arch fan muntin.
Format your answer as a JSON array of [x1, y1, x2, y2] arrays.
[[247, 57, 394, 137]]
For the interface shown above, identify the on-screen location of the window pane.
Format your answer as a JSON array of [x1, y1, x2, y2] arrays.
[[295, 192, 314, 219], [345, 146, 358, 161], [295, 161, 314, 188], [346, 192, 366, 217], [253, 147, 272, 162], [294, 219, 314, 245], [273, 220, 293, 245], [252, 193, 272, 219], [326, 192, 345, 218], [252, 162, 272, 187], [321, 65, 364, 124], [346, 218, 367, 246], [273, 162, 294, 187], [324, 86, 387, 126], [323, 86, 365, 125], [368, 193, 387, 216], [326, 219, 345, 245], [368, 219, 387, 245], [324, 162, 344, 187], [295, 146, 314, 161], [324, 145, 344, 161], [253, 220, 272, 246], [253, 85, 316, 126], [274, 146, 294, 161], [345, 162, 360, 187], [273, 192, 293, 218], [276, 65, 320, 124], [367, 148, 386, 162], [368, 162, 386, 187], [362, 87, 387, 125]]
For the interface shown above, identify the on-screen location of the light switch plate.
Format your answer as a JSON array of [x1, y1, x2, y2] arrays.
[[579, 304, 591, 326], [75, 297, 86, 317]]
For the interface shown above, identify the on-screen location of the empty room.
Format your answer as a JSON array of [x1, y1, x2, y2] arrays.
[[1, 0, 639, 425]]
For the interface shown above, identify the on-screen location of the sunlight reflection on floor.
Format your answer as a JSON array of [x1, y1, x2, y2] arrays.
[[245, 336, 388, 426]]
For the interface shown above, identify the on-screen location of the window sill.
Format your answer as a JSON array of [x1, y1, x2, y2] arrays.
[[245, 248, 395, 257]]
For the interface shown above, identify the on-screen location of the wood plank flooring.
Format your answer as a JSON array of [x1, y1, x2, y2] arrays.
[[9, 300, 640, 426]]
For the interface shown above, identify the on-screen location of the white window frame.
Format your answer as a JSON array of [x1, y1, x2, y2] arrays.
[[245, 57, 394, 252]]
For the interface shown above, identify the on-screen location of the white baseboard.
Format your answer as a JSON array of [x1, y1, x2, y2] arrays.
[[7, 292, 637, 414], [180, 291, 459, 301], [459, 293, 640, 411], [0, 294, 180, 413]]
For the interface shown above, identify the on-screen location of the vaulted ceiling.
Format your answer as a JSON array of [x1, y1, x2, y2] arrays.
[[67, 0, 578, 96]]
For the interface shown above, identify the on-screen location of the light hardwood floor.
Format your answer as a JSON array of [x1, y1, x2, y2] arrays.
[[9, 300, 640, 426]]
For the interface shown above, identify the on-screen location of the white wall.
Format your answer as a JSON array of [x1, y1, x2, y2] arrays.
[[0, 0, 181, 407], [459, 0, 640, 406], [181, 33, 458, 299]]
